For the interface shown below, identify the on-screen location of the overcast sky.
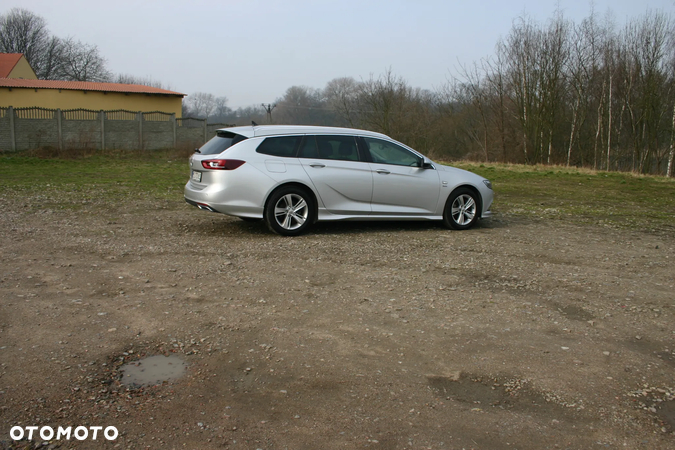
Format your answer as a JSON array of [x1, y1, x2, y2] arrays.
[[2, 0, 674, 108]]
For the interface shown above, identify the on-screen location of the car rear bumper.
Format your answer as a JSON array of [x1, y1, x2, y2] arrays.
[[184, 181, 265, 218]]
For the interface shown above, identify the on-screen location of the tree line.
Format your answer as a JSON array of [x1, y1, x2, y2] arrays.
[[187, 9, 675, 176], [2, 7, 673, 175], [450, 9, 675, 176]]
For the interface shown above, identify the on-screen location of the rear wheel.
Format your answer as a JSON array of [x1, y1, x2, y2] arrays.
[[265, 186, 314, 236], [442, 188, 479, 230]]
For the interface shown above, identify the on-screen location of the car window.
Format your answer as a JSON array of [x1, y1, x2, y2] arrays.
[[298, 135, 360, 161], [298, 136, 319, 158], [199, 131, 247, 155], [362, 137, 421, 167], [320, 136, 360, 161], [256, 136, 301, 157]]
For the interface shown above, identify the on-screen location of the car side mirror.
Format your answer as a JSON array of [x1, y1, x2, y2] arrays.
[[421, 158, 434, 169]]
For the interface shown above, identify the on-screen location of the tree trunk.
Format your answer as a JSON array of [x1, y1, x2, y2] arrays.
[[567, 96, 580, 167], [668, 103, 675, 177], [606, 74, 613, 171], [522, 69, 529, 163]]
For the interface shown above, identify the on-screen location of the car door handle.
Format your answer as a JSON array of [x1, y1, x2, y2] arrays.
[[375, 169, 390, 174], [309, 163, 326, 168]]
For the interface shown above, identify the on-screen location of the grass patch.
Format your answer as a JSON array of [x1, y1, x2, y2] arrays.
[[1, 151, 673, 233], [0, 149, 191, 211], [451, 161, 675, 233]]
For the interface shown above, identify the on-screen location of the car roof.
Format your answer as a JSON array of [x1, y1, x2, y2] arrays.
[[218, 125, 391, 140]]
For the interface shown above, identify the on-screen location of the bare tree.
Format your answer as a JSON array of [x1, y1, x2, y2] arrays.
[[212, 96, 231, 122], [620, 11, 673, 173], [454, 61, 492, 162], [324, 77, 361, 127], [668, 103, 675, 177], [501, 16, 542, 163], [184, 92, 217, 119], [58, 38, 110, 82], [484, 53, 511, 162], [0, 8, 113, 82], [356, 69, 411, 136], [564, 12, 600, 166], [274, 85, 334, 125], [0, 8, 61, 79], [539, 11, 570, 165], [113, 74, 167, 89]]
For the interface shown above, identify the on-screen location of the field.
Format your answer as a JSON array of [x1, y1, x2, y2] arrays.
[[1, 152, 674, 449]]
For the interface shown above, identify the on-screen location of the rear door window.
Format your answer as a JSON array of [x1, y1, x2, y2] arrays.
[[299, 135, 361, 161], [198, 131, 247, 155], [256, 136, 302, 157]]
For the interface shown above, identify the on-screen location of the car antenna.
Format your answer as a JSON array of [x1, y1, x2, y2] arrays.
[[252, 120, 258, 126]]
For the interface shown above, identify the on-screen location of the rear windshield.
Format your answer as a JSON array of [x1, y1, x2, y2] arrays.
[[198, 131, 247, 155]]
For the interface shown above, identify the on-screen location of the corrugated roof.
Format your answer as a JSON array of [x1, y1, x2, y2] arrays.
[[0, 77, 185, 96], [0, 53, 23, 78]]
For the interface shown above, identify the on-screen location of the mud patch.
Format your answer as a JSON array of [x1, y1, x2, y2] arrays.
[[625, 339, 675, 368], [657, 401, 675, 430], [427, 372, 586, 419], [552, 302, 595, 321], [656, 350, 675, 368], [120, 355, 187, 387]]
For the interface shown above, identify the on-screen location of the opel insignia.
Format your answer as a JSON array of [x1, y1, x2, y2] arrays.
[[184, 125, 493, 236]]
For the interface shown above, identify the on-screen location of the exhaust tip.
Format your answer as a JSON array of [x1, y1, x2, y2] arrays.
[[197, 203, 216, 212], [184, 198, 219, 213]]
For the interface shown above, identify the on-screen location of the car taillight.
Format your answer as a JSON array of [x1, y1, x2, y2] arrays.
[[201, 159, 245, 170]]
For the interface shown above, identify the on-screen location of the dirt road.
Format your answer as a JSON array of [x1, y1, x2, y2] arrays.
[[1, 197, 674, 449]]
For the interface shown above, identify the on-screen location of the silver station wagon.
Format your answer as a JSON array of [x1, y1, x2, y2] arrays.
[[184, 125, 493, 236]]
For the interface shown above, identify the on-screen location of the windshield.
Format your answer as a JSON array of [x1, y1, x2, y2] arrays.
[[198, 131, 247, 155]]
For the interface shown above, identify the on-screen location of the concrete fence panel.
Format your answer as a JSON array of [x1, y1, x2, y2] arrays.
[[61, 109, 102, 149], [0, 106, 235, 152]]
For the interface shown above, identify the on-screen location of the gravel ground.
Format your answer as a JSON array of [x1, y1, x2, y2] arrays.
[[0, 196, 674, 449]]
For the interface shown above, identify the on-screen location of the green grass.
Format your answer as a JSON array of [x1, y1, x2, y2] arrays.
[[452, 162, 675, 232], [0, 150, 190, 211], [1, 151, 673, 233]]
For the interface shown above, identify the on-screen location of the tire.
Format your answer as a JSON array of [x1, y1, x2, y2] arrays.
[[442, 188, 479, 230], [264, 186, 314, 236]]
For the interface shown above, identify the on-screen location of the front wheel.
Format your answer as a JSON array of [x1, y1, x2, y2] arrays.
[[265, 186, 314, 236], [442, 188, 479, 230]]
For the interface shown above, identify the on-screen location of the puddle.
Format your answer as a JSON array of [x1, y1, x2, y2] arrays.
[[427, 372, 586, 418], [119, 355, 187, 387]]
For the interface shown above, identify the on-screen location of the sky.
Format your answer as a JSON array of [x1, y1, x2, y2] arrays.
[[2, 0, 674, 108]]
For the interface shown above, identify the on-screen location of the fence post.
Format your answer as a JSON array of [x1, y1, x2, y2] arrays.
[[172, 113, 176, 148], [138, 111, 143, 150], [8, 106, 16, 151], [56, 109, 63, 150], [100, 110, 105, 150]]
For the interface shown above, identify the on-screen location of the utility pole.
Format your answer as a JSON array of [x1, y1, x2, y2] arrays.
[[261, 103, 276, 124]]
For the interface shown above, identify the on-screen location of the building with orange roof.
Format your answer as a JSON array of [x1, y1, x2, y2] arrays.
[[0, 53, 185, 117], [0, 53, 37, 79]]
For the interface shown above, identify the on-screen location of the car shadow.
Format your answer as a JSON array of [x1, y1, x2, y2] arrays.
[[307, 217, 505, 235], [186, 213, 517, 237]]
